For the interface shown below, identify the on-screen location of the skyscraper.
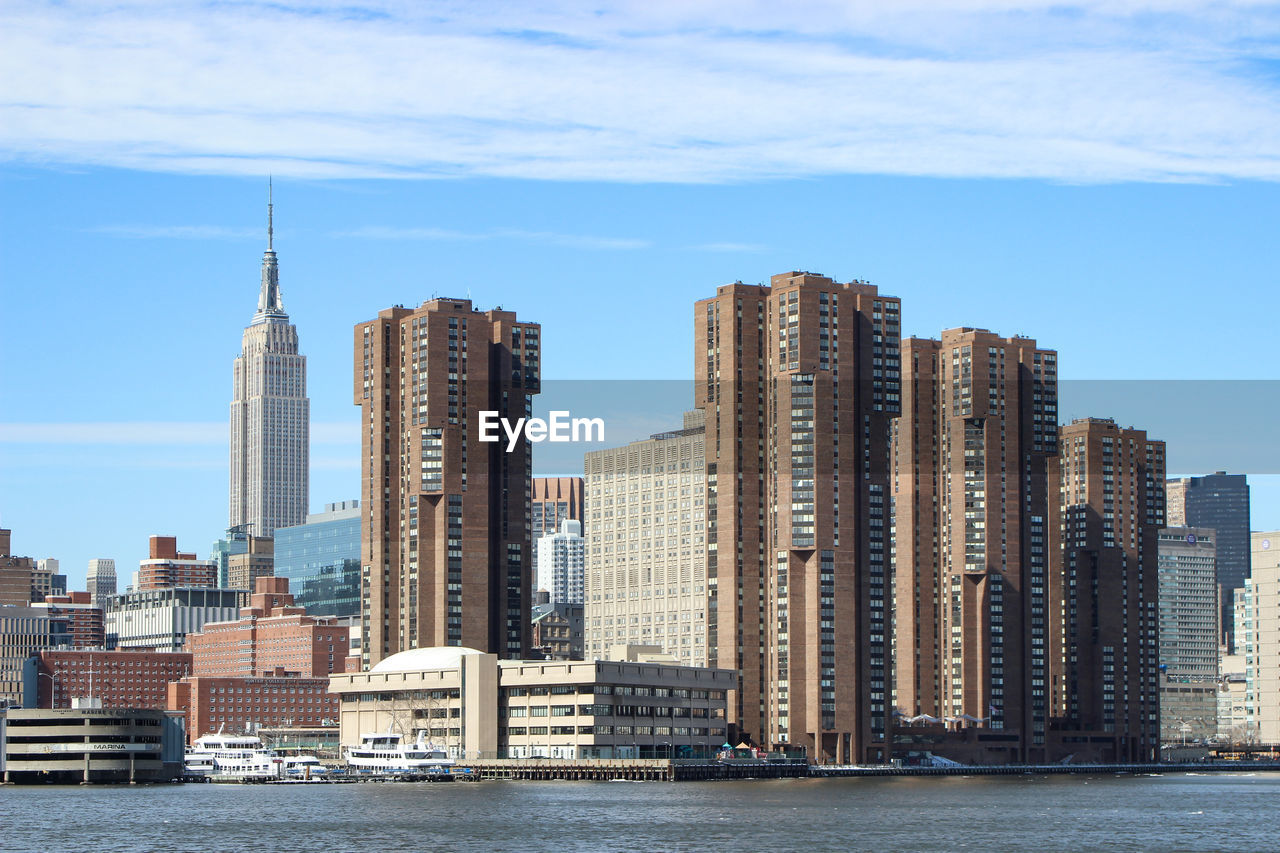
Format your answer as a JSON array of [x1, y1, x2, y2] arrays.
[[891, 329, 1058, 762], [355, 298, 540, 666], [1156, 527, 1219, 743], [86, 558, 117, 606], [229, 186, 309, 537], [536, 520, 585, 605], [1048, 417, 1165, 762], [531, 477, 584, 539], [696, 271, 900, 763], [1165, 472, 1251, 641]]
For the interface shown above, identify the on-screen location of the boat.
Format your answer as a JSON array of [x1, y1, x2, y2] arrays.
[[183, 747, 216, 778], [282, 754, 329, 777], [191, 727, 278, 780], [345, 731, 455, 774]]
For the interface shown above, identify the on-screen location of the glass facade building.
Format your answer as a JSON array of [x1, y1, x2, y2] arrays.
[[274, 501, 361, 620]]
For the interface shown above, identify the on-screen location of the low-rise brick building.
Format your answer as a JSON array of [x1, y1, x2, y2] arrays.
[[168, 673, 339, 742], [30, 649, 193, 709], [185, 577, 351, 677]]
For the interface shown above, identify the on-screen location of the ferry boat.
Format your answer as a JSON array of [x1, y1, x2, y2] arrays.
[[345, 731, 455, 774], [191, 728, 278, 780], [183, 748, 217, 778]]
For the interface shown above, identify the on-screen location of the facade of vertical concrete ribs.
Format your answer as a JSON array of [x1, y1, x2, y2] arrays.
[[355, 299, 540, 667], [138, 536, 217, 589], [891, 329, 1058, 763], [184, 577, 350, 677], [695, 271, 900, 763], [1048, 418, 1165, 763]]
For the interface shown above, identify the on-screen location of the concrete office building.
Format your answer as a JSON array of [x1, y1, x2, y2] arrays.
[[1166, 472, 1251, 640], [329, 646, 734, 760], [104, 587, 245, 653], [1245, 533, 1280, 744], [532, 477, 584, 539], [1, 607, 51, 706], [185, 577, 351, 678], [138, 536, 218, 590], [229, 187, 309, 537], [536, 520, 585, 605], [583, 413, 708, 668], [86, 558, 117, 606], [1047, 418, 1166, 762], [892, 328, 1058, 762], [697, 272, 900, 762], [274, 501, 362, 620], [355, 298, 540, 665], [34, 559, 63, 601], [1157, 527, 1219, 744], [27, 649, 193, 710]]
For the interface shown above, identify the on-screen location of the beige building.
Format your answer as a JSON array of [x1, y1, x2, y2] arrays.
[[1246, 532, 1280, 744], [329, 646, 734, 760], [584, 411, 708, 667]]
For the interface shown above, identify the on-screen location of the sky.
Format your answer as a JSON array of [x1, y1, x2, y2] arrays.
[[1, 0, 1278, 591]]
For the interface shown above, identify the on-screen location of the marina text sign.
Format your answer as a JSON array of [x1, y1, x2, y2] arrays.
[[478, 410, 604, 451]]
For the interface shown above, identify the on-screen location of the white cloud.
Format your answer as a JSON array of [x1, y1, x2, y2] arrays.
[[0, 421, 358, 445], [2, 1, 1280, 183], [89, 224, 260, 239]]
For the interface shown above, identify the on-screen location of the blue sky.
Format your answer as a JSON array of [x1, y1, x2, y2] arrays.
[[1, 1, 1278, 589]]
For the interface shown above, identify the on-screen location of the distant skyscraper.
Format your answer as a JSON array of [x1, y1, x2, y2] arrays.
[[86, 559, 117, 606], [355, 298, 540, 666], [1165, 472, 1251, 640], [536, 520, 584, 605], [1157, 526, 1219, 743], [1048, 418, 1166, 763], [1244, 533, 1280, 743], [229, 186, 309, 537], [531, 477, 584, 538], [892, 328, 1058, 762]]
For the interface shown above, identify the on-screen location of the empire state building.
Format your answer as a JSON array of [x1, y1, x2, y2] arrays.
[[229, 189, 309, 536]]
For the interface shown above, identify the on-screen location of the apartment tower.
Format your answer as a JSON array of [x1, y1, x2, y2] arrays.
[[355, 298, 540, 666], [229, 186, 310, 537], [696, 272, 900, 762], [1048, 418, 1165, 762], [531, 477, 584, 538], [891, 329, 1058, 761]]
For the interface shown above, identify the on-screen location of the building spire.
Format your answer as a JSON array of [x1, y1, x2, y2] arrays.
[[255, 178, 284, 319]]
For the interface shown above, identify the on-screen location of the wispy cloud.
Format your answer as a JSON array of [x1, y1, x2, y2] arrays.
[[0, 421, 358, 445], [3, 2, 1280, 183], [338, 225, 650, 249], [691, 242, 768, 253], [89, 224, 260, 239]]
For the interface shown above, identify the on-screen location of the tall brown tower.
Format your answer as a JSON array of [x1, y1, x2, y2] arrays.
[[696, 271, 900, 762], [891, 329, 1058, 761], [1048, 418, 1165, 762], [355, 299, 540, 667]]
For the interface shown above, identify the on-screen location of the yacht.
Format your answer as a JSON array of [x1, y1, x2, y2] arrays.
[[282, 754, 328, 777], [191, 728, 278, 780], [345, 731, 455, 774]]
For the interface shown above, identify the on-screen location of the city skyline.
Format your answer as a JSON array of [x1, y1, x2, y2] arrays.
[[2, 1, 1280, 589]]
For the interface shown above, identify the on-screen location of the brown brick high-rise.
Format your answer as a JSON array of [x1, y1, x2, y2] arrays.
[[355, 299, 540, 667], [696, 271, 900, 762], [1048, 418, 1165, 762], [891, 329, 1058, 762]]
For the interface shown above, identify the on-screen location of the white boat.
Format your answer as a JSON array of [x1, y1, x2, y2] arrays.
[[192, 728, 278, 780], [282, 754, 328, 777], [183, 748, 216, 777], [345, 731, 455, 773]]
